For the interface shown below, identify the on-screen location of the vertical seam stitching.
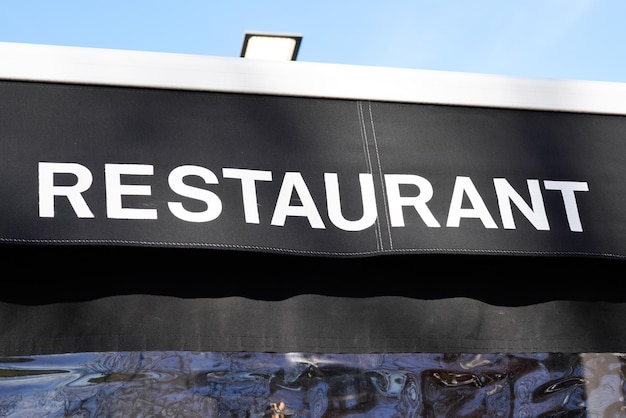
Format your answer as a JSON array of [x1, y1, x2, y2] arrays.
[[358, 101, 383, 251], [367, 102, 393, 249]]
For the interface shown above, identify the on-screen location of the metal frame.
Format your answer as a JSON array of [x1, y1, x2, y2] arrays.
[[1, 41, 626, 115]]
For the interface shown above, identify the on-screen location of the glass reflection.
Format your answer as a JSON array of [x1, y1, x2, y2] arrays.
[[0, 351, 623, 417]]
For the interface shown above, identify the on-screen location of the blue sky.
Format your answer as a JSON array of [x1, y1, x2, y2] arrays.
[[1, 0, 625, 83]]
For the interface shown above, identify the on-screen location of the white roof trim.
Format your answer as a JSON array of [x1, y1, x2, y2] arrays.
[[1, 41, 626, 115]]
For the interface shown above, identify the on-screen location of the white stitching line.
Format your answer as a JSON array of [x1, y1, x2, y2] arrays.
[[367, 102, 393, 250], [1, 237, 624, 259], [358, 101, 383, 251]]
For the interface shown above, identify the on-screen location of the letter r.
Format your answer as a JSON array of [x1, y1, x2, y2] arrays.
[[38, 162, 95, 218]]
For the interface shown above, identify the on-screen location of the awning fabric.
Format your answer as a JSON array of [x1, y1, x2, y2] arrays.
[[3, 293, 626, 356], [1, 79, 625, 356], [1, 242, 624, 355], [2, 44, 626, 417], [1, 80, 625, 260]]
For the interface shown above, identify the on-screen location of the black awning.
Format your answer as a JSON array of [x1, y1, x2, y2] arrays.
[[1, 80, 624, 260]]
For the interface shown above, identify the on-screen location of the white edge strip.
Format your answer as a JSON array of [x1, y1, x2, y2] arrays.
[[1, 41, 626, 115]]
